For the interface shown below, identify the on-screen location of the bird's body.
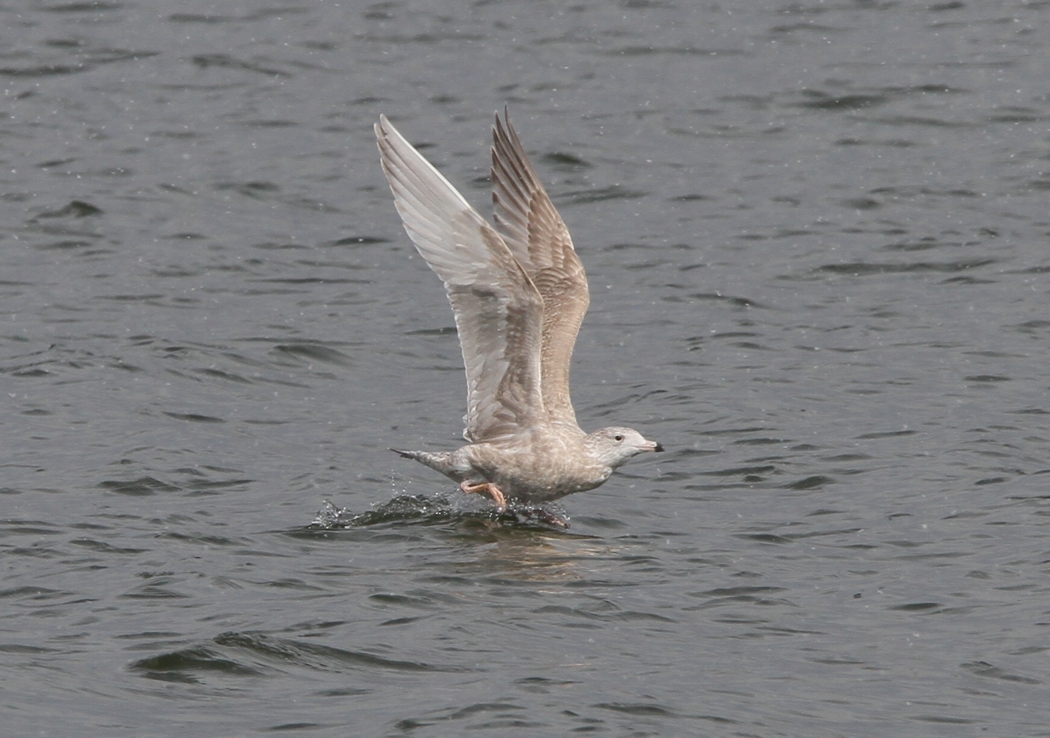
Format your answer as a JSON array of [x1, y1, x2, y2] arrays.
[[394, 423, 642, 504], [376, 111, 661, 509]]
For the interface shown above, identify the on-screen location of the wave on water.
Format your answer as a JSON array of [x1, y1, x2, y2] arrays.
[[129, 630, 469, 685]]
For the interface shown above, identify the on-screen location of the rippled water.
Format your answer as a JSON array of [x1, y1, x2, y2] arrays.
[[3, 1, 1049, 736]]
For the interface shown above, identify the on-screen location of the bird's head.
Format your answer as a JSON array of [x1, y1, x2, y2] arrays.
[[586, 426, 663, 469]]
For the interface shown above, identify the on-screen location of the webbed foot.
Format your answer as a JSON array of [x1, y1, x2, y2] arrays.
[[459, 480, 507, 511]]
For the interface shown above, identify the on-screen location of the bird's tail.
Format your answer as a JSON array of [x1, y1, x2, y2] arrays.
[[390, 448, 463, 479]]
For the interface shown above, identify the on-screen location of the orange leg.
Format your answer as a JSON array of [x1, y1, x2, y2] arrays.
[[460, 480, 507, 510]]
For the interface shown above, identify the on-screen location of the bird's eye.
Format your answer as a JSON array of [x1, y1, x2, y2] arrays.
[[614, 434, 624, 442]]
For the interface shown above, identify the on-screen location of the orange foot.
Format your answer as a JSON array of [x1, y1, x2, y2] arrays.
[[460, 480, 507, 511]]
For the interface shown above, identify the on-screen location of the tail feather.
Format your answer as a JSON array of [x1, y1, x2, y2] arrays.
[[390, 448, 464, 481]]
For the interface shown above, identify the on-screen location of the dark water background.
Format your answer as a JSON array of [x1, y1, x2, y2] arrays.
[[3, 1, 1049, 736]]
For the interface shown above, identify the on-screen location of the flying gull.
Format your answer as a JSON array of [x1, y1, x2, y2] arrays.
[[375, 110, 662, 510]]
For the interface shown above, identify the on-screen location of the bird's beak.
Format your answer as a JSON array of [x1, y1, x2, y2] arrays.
[[644, 440, 664, 452]]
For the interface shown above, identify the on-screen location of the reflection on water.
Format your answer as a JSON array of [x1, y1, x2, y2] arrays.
[[310, 496, 607, 582]]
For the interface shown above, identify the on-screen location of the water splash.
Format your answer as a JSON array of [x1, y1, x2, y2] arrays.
[[312, 495, 570, 530]]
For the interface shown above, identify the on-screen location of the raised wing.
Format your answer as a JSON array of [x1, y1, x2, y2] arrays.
[[491, 110, 590, 428], [376, 115, 546, 443]]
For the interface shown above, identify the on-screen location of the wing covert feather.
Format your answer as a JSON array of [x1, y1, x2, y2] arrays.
[[376, 115, 545, 442], [491, 111, 590, 427]]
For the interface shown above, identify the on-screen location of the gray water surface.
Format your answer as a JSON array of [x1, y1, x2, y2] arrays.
[[3, 1, 1049, 736]]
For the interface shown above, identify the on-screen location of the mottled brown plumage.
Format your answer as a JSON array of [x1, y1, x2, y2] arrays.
[[376, 111, 661, 507]]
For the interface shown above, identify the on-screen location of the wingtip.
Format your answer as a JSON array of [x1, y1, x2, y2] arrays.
[[494, 105, 514, 132], [493, 108, 506, 139], [375, 114, 389, 143]]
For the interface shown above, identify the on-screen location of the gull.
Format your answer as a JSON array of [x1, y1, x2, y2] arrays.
[[375, 110, 662, 511]]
